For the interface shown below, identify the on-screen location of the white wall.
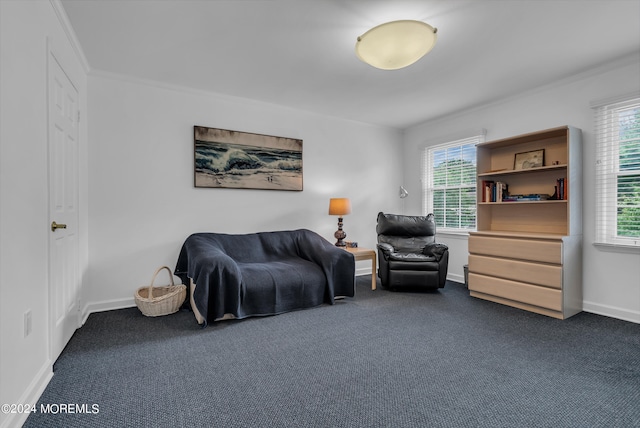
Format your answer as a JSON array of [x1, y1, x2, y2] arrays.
[[84, 73, 403, 315], [402, 54, 640, 323], [0, 1, 89, 427], [1, 4, 636, 426]]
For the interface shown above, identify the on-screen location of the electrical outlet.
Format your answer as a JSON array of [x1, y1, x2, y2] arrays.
[[24, 310, 32, 338]]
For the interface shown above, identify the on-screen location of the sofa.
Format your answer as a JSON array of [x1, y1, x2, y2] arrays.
[[175, 229, 355, 326]]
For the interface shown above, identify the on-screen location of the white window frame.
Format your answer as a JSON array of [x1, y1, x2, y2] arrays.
[[422, 132, 485, 233], [593, 93, 640, 249]]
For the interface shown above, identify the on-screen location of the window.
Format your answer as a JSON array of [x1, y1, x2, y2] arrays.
[[594, 94, 640, 248], [422, 133, 484, 232]]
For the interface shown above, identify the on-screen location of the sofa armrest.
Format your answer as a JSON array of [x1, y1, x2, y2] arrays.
[[293, 229, 355, 299]]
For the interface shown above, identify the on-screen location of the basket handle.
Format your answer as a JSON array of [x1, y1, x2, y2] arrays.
[[147, 266, 176, 299]]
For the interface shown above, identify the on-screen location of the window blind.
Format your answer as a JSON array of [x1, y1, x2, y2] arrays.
[[594, 95, 640, 248], [422, 134, 484, 231]]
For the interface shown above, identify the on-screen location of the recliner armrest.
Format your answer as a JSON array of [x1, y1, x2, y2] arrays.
[[422, 243, 449, 261], [377, 242, 395, 255]]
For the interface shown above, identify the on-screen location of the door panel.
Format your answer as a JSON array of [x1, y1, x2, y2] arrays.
[[48, 51, 80, 361]]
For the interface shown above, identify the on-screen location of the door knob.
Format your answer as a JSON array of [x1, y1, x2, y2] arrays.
[[51, 221, 67, 232]]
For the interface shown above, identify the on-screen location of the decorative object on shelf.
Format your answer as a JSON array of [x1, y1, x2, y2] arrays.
[[329, 198, 351, 247], [399, 186, 409, 198], [355, 20, 437, 70], [346, 241, 358, 248], [514, 149, 545, 170], [194, 125, 303, 191]]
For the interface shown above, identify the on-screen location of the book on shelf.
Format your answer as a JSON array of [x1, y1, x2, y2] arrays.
[[502, 194, 551, 202], [481, 180, 509, 202], [496, 181, 508, 202], [556, 177, 566, 200], [482, 180, 493, 202], [551, 178, 566, 200]]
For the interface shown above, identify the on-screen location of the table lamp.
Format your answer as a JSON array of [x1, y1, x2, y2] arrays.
[[328, 198, 351, 247]]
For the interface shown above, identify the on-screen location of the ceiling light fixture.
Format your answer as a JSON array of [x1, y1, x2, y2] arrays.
[[355, 20, 438, 70]]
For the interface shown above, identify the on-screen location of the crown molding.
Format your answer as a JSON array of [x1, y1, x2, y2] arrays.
[[49, 0, 90, 73], [411, 52, 640, 130]]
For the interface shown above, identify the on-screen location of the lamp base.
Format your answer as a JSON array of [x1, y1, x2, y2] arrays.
[[334, 217, 346, 247]]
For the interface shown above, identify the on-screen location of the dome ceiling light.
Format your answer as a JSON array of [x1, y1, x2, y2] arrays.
[[355, 20, 438, 70]]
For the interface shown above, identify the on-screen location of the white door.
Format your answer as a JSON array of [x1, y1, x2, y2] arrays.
[[48, 51, 80, 361]]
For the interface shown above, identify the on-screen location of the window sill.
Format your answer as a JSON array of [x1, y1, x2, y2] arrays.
[[593, 242, 640, 254], [438, 230, 474, 238]]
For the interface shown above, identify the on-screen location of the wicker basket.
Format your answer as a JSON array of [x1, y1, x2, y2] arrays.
[[135, 266, 187, 317]]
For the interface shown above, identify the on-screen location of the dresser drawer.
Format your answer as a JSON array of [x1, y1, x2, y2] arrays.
[[468, 254, 562, 289], [469, 273, 562, 312], [469, 235, 562, 264]]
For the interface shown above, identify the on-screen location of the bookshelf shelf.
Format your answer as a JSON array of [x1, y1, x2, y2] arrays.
[[478, 200, 568, 205], [468, 126, 583, 320], [478, 164, 567, 178]]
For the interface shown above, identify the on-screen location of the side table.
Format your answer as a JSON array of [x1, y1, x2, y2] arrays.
[[345, 247, 377, 290]]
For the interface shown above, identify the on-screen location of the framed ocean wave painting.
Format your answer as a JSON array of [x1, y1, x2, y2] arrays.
[[194, 126, 303, 191]]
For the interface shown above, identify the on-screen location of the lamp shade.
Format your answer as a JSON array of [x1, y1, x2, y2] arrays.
[[355, 20, 437, 70], [328, 198, 352, 216]]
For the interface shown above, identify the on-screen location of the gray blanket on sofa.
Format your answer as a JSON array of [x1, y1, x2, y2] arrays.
[[174, 229, 355, 326]]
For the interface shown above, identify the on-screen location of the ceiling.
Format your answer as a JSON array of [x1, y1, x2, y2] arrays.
[[60, 0, 640, 130]]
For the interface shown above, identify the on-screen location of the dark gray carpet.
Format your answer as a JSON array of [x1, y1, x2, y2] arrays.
[[25, 277, 640, 428]]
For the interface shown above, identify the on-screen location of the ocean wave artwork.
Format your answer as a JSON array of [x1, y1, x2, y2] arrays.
[[194, 126, 303, 190]]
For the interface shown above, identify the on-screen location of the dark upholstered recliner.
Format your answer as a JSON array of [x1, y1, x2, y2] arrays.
[[376, 212, 449, 289]]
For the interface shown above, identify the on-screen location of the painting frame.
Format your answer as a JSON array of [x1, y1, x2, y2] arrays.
[[194, 125, 303, 191], [514, 149, 544, 170]]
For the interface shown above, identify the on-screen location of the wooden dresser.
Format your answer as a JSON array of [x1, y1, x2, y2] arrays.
[[468, 126, 582, 319]]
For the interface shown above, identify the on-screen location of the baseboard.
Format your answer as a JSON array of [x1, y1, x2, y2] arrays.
[[447, 273, 464, 284], [582, 300, 640, 324], [83, 271, 375, 323], [0, 360, 53, 428], [356, 269, 465, 285], [81, 297, 136, 325], [72, 277, 640, 329], [355, 266, 373, 277]]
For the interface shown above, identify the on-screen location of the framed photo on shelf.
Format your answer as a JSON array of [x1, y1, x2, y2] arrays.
[[514, 149, 544, 170]]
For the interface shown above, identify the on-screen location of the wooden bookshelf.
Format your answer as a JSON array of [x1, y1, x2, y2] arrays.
[[468, 126, 583, 319]]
